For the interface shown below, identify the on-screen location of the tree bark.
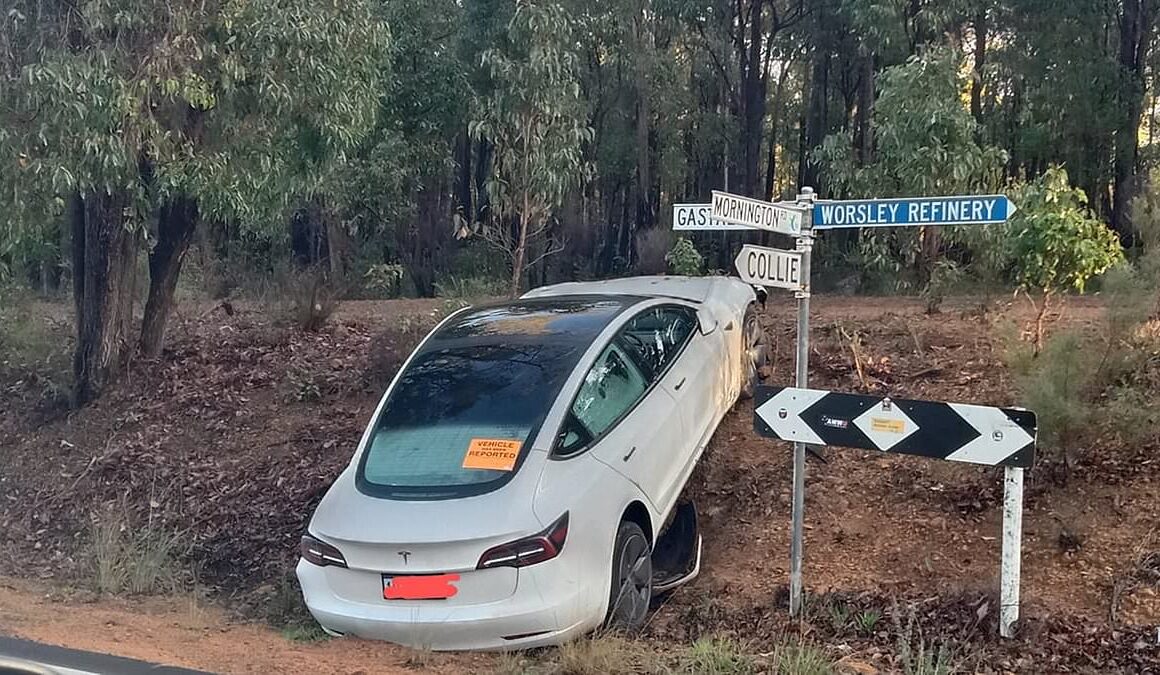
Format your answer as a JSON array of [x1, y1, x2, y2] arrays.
[[139, 196, 199, 358], [802, 49, 830, 191], [1112, 0, 1155, 242], [72, 191, 139, 406], [738, 0, 767, 196], [634, 6, 654, 228], [854, 51, 875, 164], [970, 8, 987, 123]]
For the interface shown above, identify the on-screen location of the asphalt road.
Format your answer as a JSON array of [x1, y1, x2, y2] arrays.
[[0, 636, 209, 675]]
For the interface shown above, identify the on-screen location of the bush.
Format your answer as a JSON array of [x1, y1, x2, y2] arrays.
[[666, 237, 704, 276], [283, 267, 341, 332], [1009, 167, 1124, 352], [434, 275, 508, 299]]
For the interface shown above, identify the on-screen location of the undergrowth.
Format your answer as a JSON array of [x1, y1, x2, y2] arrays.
[[89, 503, 185, 595]]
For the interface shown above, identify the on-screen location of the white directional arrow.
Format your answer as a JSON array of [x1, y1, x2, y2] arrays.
[[944, 403, 1035, 465], [755, 388, 828, 445]]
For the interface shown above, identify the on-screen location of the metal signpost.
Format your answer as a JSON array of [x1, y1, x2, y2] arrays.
[[672, 187, 1030, 637], [755, 387, 1037, 637]]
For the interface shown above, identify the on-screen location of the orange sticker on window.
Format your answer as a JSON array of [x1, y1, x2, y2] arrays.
[[463, 438, 522, 471]]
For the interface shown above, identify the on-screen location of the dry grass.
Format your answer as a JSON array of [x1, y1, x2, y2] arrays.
[[89, 503, 184, 595]]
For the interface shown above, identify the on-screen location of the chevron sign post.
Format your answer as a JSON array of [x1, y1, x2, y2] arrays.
[[754, 387, 1036, 468], [755, 386, 1037, 638]]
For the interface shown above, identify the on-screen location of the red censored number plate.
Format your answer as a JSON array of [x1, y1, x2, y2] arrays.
[[382, 573, 460, 600]]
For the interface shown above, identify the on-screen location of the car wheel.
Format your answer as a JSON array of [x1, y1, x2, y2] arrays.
[[605, 520, 652, 631], [739, 304, 768, 400]]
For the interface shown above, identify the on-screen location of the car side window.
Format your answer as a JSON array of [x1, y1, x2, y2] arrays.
[[617, 305, 698, 382], [563, 343, 649, 448]]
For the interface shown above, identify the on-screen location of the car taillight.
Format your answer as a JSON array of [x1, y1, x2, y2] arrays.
[[477, 512, 569, 570], [300, 534, 348, 568]]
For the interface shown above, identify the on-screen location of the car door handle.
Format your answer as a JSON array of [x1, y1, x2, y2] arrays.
[[674, 377, 686, 391], [623, 446, 636, 461]]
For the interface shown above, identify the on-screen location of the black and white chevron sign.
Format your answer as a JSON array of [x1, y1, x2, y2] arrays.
[[754, 386, 1036, 468]]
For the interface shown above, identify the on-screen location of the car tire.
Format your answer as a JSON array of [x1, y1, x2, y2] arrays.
[[604, 520, 652, 631], [739, 304, 768, 400]]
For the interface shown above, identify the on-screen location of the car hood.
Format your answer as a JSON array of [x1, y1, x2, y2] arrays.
[[522, 275, 721, 303]]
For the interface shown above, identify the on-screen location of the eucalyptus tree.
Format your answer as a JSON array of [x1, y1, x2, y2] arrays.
[[470, 0, 594, 295], [0, 0, 388, 403]]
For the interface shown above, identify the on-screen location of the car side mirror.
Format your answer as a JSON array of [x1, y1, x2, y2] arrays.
[[697, 311, 718, 335]]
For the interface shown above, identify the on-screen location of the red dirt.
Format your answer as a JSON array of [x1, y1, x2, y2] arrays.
[[0, 577, 489, 674]]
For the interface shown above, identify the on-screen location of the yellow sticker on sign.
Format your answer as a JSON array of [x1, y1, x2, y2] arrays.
[[463, 438, 522, 471], [870, 417, 906, 434]]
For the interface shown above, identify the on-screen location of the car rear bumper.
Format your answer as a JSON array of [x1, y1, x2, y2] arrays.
[[295, 559, 599, 651]]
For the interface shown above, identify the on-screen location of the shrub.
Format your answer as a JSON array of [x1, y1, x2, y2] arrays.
[[666, 237, 704, 276], [1009, 167, 1123, 352], [434, 275, 508, 300], [283, 267, 341, 332]]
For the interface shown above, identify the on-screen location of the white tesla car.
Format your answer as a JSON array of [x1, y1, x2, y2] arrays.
[[296, 276, 766, 650]]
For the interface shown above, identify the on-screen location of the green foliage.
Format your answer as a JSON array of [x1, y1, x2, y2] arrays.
[[363, 263, 406, 298], [814, 48, 1006, 287], [434, 276, 509, 300], [854, 608, 882, 635], [772, 643, 833, 675], [1010, 167, 1124, 297], [469, 0, 594, 292], [681, 637, 757, 674], [0, 0, 389, 255], [820, 48, 1004, 199], [666, 237, 704, 276]]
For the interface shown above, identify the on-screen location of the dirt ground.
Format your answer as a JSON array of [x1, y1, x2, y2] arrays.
[[0, 577, 491, 674], [0, 293, 1158, 673]]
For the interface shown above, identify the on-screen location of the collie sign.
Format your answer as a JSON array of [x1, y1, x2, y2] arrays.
[[812, 195, 1017, 229], [711, 190, 804, 236], [734, 244, 802, 291], [672, 203, 756, 231]]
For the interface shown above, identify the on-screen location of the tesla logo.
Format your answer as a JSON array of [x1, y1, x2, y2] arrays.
[[398, 550, 411, 565]]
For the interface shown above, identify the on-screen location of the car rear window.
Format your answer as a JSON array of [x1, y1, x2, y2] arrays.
[[357, 343, 582, 499]]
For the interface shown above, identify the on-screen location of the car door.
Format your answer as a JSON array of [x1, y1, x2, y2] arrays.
[[651, 306, 722, 452], [607, 304, 705, 515], [559, 335, 687, 517]]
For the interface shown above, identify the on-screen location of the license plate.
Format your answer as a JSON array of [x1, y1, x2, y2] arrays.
[[382, 573, 460, 600]]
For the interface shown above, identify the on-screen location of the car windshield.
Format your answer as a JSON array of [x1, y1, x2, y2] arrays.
[[356, 297, 634, 499]]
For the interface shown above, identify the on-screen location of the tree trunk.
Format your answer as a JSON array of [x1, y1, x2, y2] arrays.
[[970, 8, 987, 123], [803, 47, 830, 191], [1112, 0, 1155, 242], [510, 214, 528, 297], [854, 52, 875, 164], [72, 191, 139, 406], [324, 202, 344, 282], [634, 8, 654, 229], [738, 0, 767, 197], [140, 196, 199, 358]]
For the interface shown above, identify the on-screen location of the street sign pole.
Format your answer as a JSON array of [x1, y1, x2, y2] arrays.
[[1000, 466, 1024, 638], [789, 187, 815, 618]]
